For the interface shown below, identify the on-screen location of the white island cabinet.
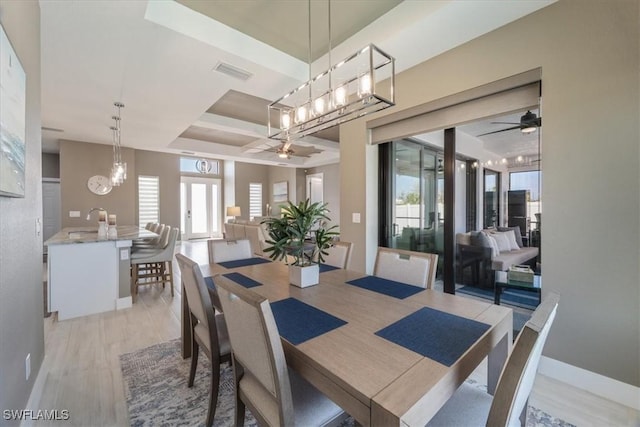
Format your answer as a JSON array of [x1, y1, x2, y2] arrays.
[[44, 226, 156, 320]]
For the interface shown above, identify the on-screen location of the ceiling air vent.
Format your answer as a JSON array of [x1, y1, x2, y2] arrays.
[[213, 62, 253, 81]]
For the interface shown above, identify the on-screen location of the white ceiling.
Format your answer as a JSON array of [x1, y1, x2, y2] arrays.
[[40, 0, 554, 167]]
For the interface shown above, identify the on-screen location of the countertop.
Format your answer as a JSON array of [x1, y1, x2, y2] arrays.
[[44, 226, 157, 245]]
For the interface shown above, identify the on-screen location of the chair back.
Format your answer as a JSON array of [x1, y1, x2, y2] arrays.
[[321, 241, 353, 269], [207, 239, 253, 264], [486, 293, 560, 426], [175, 254, 217, 349], [244, 224, 266, 257], [373, 247, 438, 288], [215, 275, 294, 426], [232, 223, 246, 239], [224, 222, 235, 240]]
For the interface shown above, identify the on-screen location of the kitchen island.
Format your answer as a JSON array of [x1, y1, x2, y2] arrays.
[[44, 225, 156, 320]]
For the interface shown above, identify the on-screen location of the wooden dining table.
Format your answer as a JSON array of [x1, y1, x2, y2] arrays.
[[180, 259, 512, 427]]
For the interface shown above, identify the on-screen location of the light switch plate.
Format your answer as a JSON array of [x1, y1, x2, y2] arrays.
[[69, 211, 80, 218], [352, 213, 361, 223], [120, 249, 129, 261]]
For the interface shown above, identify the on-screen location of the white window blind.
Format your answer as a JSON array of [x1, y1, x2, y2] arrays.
[[249, 183, 262, 220], [138, 176, 159, 225]]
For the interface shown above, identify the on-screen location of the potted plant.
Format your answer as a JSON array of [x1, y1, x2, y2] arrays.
[[262, 199, 338, 287]]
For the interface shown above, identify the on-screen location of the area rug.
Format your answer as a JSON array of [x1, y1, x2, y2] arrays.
[[457, 285, 539, 310], [120, 339, 573, 427]]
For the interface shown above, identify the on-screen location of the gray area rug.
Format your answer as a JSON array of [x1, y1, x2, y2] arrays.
[[120, 339, 574, 427]]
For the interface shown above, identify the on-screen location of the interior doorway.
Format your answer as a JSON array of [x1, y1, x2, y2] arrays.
[[306, 173, 323, 204], [180, 176, 222, 240], [42, 179, 61, 255]]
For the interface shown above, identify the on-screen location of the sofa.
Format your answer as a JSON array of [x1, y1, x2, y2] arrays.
[[223, 219, 270, 257], [456, 227, 538, 288]]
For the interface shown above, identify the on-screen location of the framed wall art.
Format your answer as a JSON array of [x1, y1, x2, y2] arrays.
[[0, 23, 27, 197], [273, 181, 288, 203]]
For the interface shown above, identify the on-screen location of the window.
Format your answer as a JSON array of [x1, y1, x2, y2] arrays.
[[138, 175, 159, 225], [510, 170, 541, 230], [249, 183, 262, 220], [179, 157, 220, 175]]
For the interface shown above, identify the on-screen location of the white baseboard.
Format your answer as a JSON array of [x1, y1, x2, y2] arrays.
[[116, 296, 132, 310], [539, 356, 640, 410], [22, 354, 49, 426]]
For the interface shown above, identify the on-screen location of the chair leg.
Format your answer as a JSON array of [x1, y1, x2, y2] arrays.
[[131, 264, 138, 303], [233, 361, 245, 427], [168, 260, 174, 297], [206, 359, 221, 427], [188, 333, 199, 387]]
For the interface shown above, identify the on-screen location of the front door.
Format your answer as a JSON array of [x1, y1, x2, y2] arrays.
[[180, 177, 222, 240]]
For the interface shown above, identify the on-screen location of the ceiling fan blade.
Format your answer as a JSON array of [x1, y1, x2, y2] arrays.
[[477, 125, 522, 136], [490, 121, 520, 125]]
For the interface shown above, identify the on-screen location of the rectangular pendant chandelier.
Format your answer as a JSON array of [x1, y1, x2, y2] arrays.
[[268, 44, 395, 140]]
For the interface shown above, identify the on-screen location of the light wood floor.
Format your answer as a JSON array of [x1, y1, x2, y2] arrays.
[[29, 241, 638, 426]]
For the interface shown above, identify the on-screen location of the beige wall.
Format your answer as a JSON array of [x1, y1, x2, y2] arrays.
[[0, 0, 44, 414], [340, 0, 639, 386], [305, 163, 341, 229], [135, 150, 181, 229], [60, 140, 136, 227], [234, 161, 269, 220], [59, 142, 182, 230]]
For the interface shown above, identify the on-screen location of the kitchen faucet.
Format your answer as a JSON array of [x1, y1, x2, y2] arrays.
[[86, 207, 106, 220]]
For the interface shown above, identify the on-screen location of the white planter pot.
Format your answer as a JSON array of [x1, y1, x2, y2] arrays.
[[289, 264, 320, 288]]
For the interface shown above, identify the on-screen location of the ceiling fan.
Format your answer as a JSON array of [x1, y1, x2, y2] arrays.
[[478, 110, 541, 137], [274, 140, 294, 159]]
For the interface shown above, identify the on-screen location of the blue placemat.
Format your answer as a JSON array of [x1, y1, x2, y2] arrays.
[[223, 272, 262, 288], [204, 273, 262, 289], [319, 264, 340, 273], [270, 298, 347, 345], [346, 276, 425, 299], [217, 257, 271, 269], [375, 307, 491, 366]]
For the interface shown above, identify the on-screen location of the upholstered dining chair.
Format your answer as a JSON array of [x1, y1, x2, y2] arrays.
[[175, 254, 232, 427], [373, 247, 438, 289], [428, 293, 560, 427], [320, 241, 353, 269], [130, 227, 178, 302], [207, 239, 253, 264], [215, 275, 348, 427]]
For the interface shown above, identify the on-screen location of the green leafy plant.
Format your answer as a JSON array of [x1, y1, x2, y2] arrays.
[[262, 199, 339, 267]]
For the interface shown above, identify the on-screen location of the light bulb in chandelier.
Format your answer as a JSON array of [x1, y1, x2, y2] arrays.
[[358, 73, 372, 98]]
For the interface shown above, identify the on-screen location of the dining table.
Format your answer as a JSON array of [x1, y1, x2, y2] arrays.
[[180, 258, 512, 427]]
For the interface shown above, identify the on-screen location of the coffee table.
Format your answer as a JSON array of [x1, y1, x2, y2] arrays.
[[494, 270, 541, 306]]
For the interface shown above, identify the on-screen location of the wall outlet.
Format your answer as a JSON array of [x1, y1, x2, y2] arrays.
[[120, 249, 129, 261], [25, 353, 31, 381], [69, 211, 80, 218]]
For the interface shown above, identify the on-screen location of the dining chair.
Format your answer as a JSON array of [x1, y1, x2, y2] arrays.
[[132, 223, 165, 249], [320, 241, 353, 269], [373, 247, 438, 288], [175, 254, 232, 427], [130, 227, 178, 302], [224, 222, 236, 240], [243, 224, 268, 258], [207, 239, 253, 264], [214, 275, 348, 427], [428, 292, 560, 427]]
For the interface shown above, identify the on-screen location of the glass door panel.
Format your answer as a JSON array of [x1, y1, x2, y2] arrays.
[[181, 177, 222, 240]]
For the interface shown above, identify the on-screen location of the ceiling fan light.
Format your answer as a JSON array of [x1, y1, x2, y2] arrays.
[[521, 125, 537, 134]]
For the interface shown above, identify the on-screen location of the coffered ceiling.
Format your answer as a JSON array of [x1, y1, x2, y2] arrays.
[[40, 0, 555, 167]]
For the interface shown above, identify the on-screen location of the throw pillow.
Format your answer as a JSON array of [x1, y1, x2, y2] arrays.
[[503, 230, 520, 251], [470, 231, 497, 258], [497, 226, 523, 248], [486, 234, 500, 257], [492, 232, 512, 253]]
